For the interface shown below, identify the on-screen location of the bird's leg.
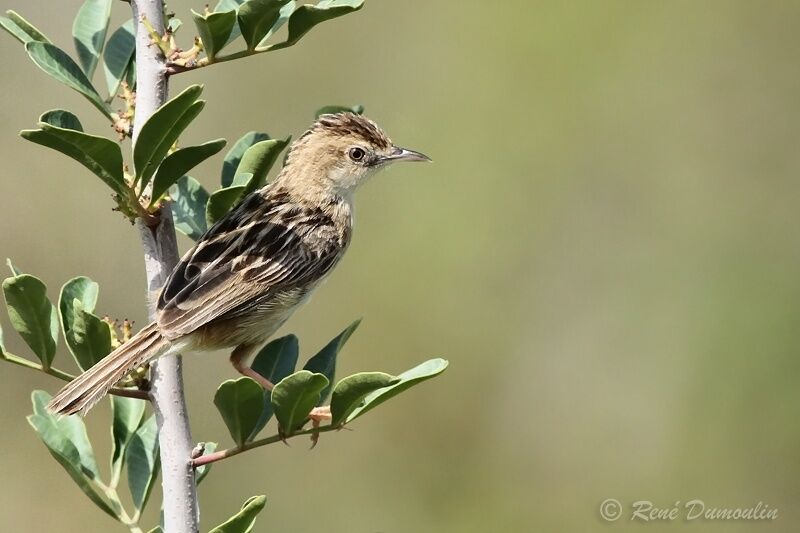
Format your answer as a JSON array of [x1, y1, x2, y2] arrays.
[[230, 344, 274, 391]]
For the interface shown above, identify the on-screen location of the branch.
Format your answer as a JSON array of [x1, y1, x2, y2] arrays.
[[192, 425, 343, 468], [0, 352, 150, 400], [130, 1, 199, 532]]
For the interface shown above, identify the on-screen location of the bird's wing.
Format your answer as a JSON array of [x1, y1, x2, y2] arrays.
[[156, 192, 343, 338]]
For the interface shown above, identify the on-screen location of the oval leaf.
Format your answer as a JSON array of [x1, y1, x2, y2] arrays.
[[214, 377, 266, 447], [238, 0, 290, 50], [330, 372, 398, 427], [151, 138, 227, 205], [0, 10, 51, 44], [235, 137, 289, 194], [66, 300, 113, 371], [133, 84, 204, 185], [221, 131, 270, 187], [171, 175, 210, 241], [103, 20, 135, 98], [72, 0, 112, 78], [58, 276, 98, 340], [248, 335, 299, 440], [346, 358, 449, 423], [192, 9, 237, 60], [206, 185, 246, 227], [259, 0, 364, 52], [271, 370, 328, 435], [41, 109, 84, 131], [2, 274, 58, 369], [20, 121, 125, 195], [209, 495, 267, 533], [303, 319, 360, 405], [110, 395, 146, 485], [25, 41, 112, 118], [126, 415, 160, 512]]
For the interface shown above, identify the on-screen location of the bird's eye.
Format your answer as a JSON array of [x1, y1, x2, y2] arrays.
[[348, 147, 366, 162]]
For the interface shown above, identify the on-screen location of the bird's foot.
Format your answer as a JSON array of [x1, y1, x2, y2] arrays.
[[308, 406, 332, 448]]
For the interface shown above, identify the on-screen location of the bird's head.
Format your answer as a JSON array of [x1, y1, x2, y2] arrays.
[[281, 113, 430, 197]]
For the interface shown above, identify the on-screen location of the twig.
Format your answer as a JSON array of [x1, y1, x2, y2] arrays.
[[0, 352, 149, 400], [192, 424, 342, 468]]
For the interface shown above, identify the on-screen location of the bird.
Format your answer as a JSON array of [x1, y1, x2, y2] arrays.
[[47, 112, 430, 416]]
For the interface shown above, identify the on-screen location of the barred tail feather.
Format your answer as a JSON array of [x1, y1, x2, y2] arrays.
[[47, 322, 171, 416]]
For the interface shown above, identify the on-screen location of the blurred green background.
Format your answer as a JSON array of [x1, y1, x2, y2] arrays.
[[2, 1, 800, 531]]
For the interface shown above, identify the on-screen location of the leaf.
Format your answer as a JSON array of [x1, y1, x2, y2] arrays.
[[103, 20, 135, 98], [126, 415, 160, 512], [270, 371, 328, 435], [110, 395, 145, 485], [315, 104, 364, 118], [257, 0, 295, 47], [258, 0, 364, 52], [238, 0, 290, 50], [66, 300, 113, 371], [2, 274, 58, 369], [58, 276, 98, 342], [209, 495, 267, 533], [133, 84, 204, 186], [214, 377, 266, 448], [28, 391, 117, 519], [195, 442, 217, 485], [72, 0, 112, 79], [150, 138, 227, 205], [234, 137, 289, 194], [330, 372, 398, 427], [346, 358, 449, 423], [171, 175, 210, 240], [206, 185, 246, 227], [25, 42, 113, 119], [6, 259, 23, 276], [248, 335, 299, 440], [192, 9, 237, 60], [221, 131, 270, 187], [20, 120, 125, 195], [0, 10, 51, 44], [303, 319, 360, 404], [41, 109, 83, 131]]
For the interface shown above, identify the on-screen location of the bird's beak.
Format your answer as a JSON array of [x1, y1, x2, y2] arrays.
[[381, 146, 432, 164]]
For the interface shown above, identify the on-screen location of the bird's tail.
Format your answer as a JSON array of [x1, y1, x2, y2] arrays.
[[47, 322, 171, 416]]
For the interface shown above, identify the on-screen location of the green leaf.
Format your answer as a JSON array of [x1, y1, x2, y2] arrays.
[[206, 185, 246, 227], [103, 20, 135, 98], [72, 0, 112, 78], [238, 0, 290, 50], [271, 370, 328, 435], [58, 276, 98, 342], [330, 372, 398, 427], [25, 42, 112, 119], [126, 415, 160, 512], [67, 300, 113, 371], [171, 175, 210, 240], [248, 335, 299, 440], [315, 104, 364, 118], [303, 319, 360, 405], [221, 131, 270, 187], [110, 395, 145, 485], [258, 0, 364, 52], [2, 274, 58, 369], [150, 138, 227, 205], [214, 377, 266, 448], [346, 358, 449, 423], [195, 442, 217, 485], [28, 391, 117, 519], [21, 120, 125, 195], [0, 10, 51, 44], [234, 137, 289, 194], [133, 84, 204, 186], [192, 9, 237, 60], [209, 495, 267, 533], [41, 109, 83, 131]]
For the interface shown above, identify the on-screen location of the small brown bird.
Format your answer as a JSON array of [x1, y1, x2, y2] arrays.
[[48, 113, 430, 416]]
